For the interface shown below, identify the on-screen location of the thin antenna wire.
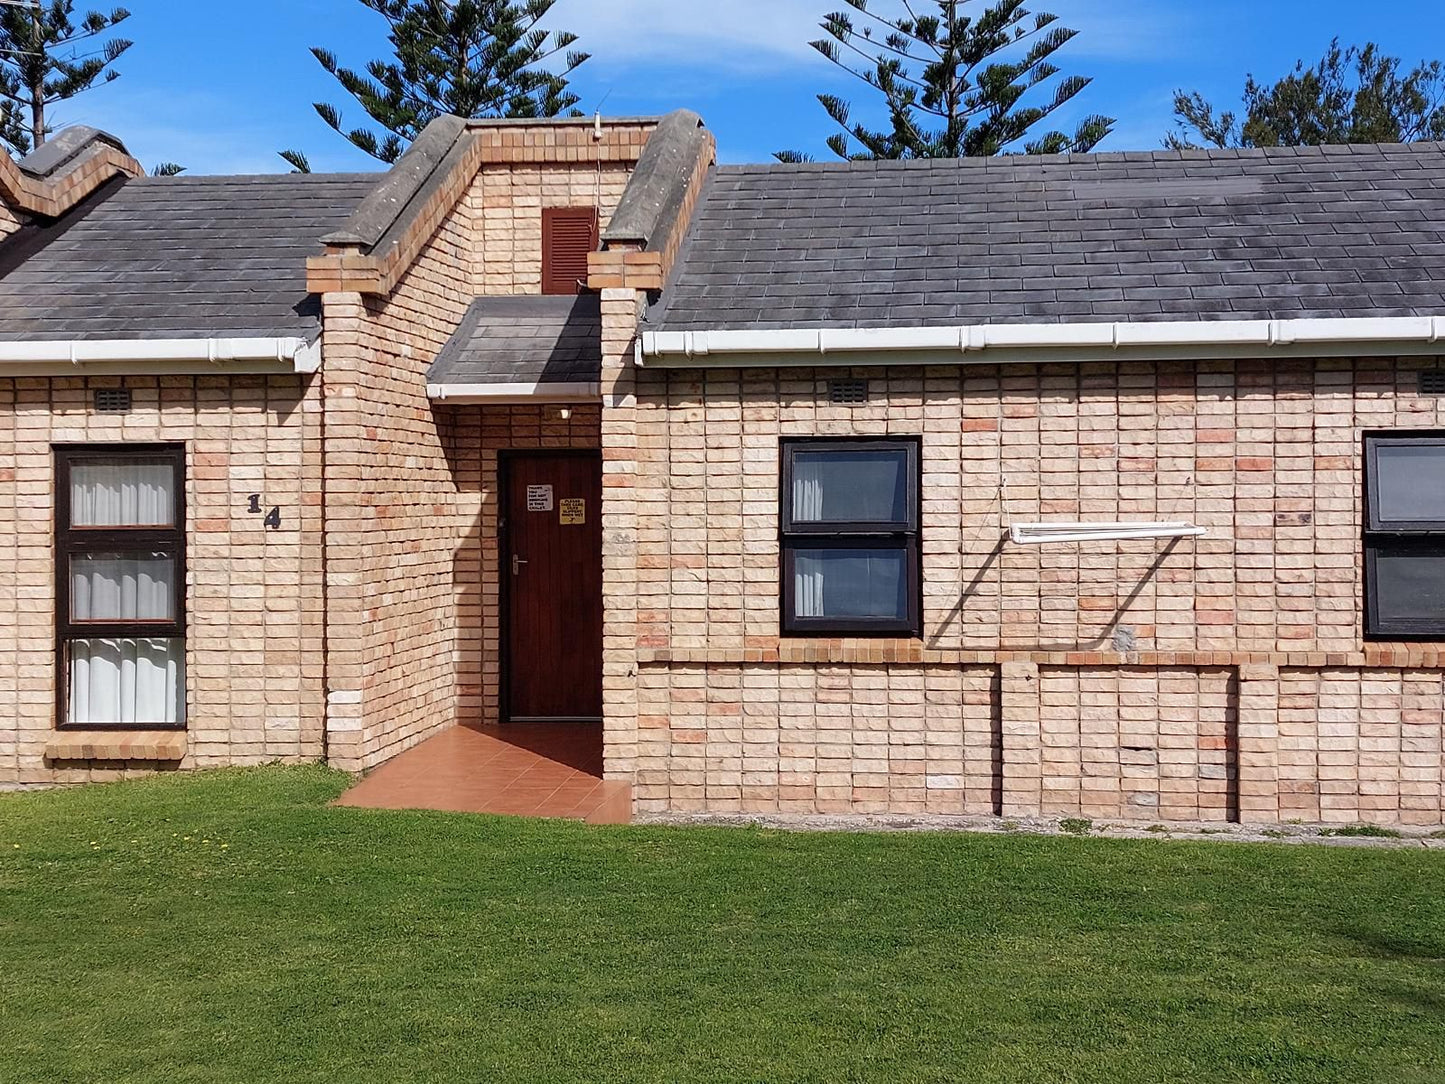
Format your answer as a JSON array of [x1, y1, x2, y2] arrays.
[[591, 88, 612, 224]]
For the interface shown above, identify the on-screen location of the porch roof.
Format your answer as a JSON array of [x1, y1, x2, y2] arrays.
[[427, 294, 601, 402]]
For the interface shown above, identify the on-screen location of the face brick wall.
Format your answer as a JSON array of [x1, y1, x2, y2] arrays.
[[1038, 667, 1235, 821], [1277, 668, 1444, 824], [610, 355, 1445, 825], [444, 403, 602, 728], [470, 165, 631, 295], [0, 374, 325, 786], [636, 662, 999, 815], [322, 132, 627, 771]]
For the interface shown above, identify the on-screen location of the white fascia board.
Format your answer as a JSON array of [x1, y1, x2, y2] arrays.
[[427, 381, 602, 404], [640, 317, 1445, 367], [0, 336, 320, 376], [819, 327, 957, 353], [1113, 321, 1271, 347], [980, 323, 1115, 349]]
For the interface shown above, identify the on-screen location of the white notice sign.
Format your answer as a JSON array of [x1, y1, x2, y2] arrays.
[[526, 484, 554, 512]]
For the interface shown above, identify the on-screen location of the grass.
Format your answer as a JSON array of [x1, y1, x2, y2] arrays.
[[1318, 825, 1404, 839], [3, 768, 1445, 1084]]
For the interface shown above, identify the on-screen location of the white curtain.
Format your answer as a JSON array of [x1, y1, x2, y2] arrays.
[[792, 460, 825, 523], [71, 462, 174, 527], [68, 638, 184, 725], [794, 554, 825, 619], [71, 553, 173, 621]]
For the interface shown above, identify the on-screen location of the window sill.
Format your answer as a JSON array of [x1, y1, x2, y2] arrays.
[[45, 731, 187, 763]]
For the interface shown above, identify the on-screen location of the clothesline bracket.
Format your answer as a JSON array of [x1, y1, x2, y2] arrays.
[[997, 473, 1206, 546], [1008, 522, 1207, 546]]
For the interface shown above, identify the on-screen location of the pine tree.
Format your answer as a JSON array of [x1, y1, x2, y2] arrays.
[[779, 0, 1112, 161], [1168, 40, 1445, 150], [0, 1, 132, 158], [278, 149, 311, 174], [302, 0, 588, 165]]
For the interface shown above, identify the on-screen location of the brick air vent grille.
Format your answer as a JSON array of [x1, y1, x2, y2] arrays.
[[93, 388, 132, 413], [828, 379, 869, 404], [542, 206, 600, 295], [1420, 370, 1445, 395]]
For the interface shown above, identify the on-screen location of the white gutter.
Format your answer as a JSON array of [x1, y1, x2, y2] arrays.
[[0, 336, 323, 375], [427, 380, 601, 405], [640, 317, 1445, 367]]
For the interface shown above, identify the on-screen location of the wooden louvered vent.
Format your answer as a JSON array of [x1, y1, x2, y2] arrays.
[[542, 206, 599, 295]]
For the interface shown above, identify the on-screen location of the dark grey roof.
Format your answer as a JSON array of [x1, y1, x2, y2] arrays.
[[427, 294, 601, 386], [0, 173, 377, 340], [649, 142, 1445, 332]]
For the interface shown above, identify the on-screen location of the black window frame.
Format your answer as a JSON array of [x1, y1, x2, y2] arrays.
[[779, 437, 921, 638], [1363, 432, 1445, 639], [55, 443, 187, 730]]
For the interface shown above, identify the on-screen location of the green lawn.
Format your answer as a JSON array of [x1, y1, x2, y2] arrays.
[[3, 768, 1444, 1083]]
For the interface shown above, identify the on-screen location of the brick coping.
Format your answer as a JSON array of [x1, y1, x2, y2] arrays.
[[45, 731, 187, 762]]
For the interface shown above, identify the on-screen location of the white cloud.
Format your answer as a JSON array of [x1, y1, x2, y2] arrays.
[[44, 83, 378, 176], [554, 0, 820, 70], [555, 0, 1185, 72]]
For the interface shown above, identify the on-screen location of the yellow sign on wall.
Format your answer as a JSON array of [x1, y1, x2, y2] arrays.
[[559, 498, 586, 525]]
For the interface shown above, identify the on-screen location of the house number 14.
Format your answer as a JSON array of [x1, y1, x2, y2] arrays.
[[248, 494, 282, 530]]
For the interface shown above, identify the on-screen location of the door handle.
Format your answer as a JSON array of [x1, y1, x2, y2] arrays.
[[512, 554, 529, 576]]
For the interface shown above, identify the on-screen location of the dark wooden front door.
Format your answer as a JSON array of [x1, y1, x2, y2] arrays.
[[504, 452, 603, 722]]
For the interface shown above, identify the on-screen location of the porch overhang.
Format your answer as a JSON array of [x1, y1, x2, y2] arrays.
[[427, 380, 601, 405], [639, 316, 1445, 368], [427, 294, 602, 403]]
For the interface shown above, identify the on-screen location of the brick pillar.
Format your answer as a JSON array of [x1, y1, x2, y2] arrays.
[[1000, 661, 1041, 817], [599, 288, 643, 784], [1236, 663, 1280, 824], [319, 291, 370, 772]]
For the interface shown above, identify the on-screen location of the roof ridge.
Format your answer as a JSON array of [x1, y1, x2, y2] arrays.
[[130, 172, 381, 183], [714, 139, 1445, 173]]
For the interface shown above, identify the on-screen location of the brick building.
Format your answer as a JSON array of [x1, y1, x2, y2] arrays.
[[2, 112, 1445, 828]]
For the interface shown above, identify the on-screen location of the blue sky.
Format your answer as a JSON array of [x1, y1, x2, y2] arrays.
[[45, 0, 1445, 175]]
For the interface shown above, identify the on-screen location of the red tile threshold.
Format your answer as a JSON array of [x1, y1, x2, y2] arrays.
[[333, 723, 630, 824]]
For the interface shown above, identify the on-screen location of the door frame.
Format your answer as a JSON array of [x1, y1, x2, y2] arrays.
[[497, 448, 604, 724]]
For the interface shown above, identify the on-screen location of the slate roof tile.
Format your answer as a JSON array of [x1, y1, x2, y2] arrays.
[[0, 173, 376, 340], [650, 142, 1445, 331], [427, 294, 601, 387]]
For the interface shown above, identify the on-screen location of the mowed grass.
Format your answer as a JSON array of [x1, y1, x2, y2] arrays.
[[3, 768, 1445, 1084]]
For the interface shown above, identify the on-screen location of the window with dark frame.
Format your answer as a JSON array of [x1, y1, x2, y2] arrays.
[[55, 445, 186, 728], [1364, 433, 1445, 639], [780, 438, 921, 637]]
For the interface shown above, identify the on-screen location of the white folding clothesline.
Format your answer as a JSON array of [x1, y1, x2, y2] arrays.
[[998, 478, 1207, 546], [1008, 521, 1208, 546]]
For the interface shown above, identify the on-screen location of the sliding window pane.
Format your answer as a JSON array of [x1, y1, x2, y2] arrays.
[[791, 448, 909, 526], [793, 547, 907, 622], [67, 637, 185, 725], [1371, 543, 1445, 632], [1373, 442, 1445, 526], [69, 552, 176, 623], [70, 460, 176, 527]]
